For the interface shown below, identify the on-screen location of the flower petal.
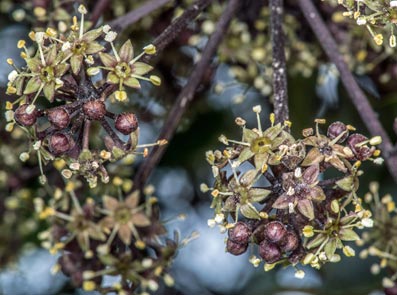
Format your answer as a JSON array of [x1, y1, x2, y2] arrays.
[[297, 199, 315, 220], [125, 191, 139, 208], [303, 164, 320, 185], [272, 193, 293, 209], [26, 58, 41, 72], [43, 81, 55, 101], [131, 212, 151, 227], [99, 52, 117, 67], [103, 195, 119, 211], [119, 40, 134, 62], [106, 72, 120, 84], [45, 45, 57, 65], [82, 27, 103, 42], [118, 224, 132, 245], [133, 62, 153, 75], [23, 77, 42, 94], [123, 76, 141, 89], [301, 147, 324, 166], [70, 54, 83, 75]]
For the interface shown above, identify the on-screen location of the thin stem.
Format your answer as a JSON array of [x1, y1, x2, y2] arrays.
[[89, 0, 111, 27], [82, 120, 91, 150], [134, 0, 241, 190], [108, 0, 172, 32], [142, 0, 212, 63], [297, 0, 397, 183], [270, 0, 289, 125]]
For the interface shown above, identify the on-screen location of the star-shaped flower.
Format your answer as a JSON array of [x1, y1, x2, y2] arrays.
[[100, 191, 151, 245], [272, 164, 325, 220]]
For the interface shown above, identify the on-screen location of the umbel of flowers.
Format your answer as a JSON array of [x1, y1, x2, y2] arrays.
[[330, 0, 397, 47], [203, 105, 382, 277], [360, 182, 397, 289], [4, 4, 164, 187], [37, 182, 180, 294]]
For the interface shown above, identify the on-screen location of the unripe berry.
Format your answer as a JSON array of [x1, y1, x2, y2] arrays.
[[259, 240, 281, 263], [115, 113, 138, 135], [228, 221, 252, 244], [49, 133, 75, 155], [264, 221, 286, 243], [83, 100, 106, 120], [226, 239, 248, 256], [327, 121, 348, 143], [280, 231, 299, 252], [347, 133, 374, 161], [47, 108, 70, 129], [14, 104, 38, 126]]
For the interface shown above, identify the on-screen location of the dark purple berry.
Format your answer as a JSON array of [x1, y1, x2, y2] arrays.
[[347, 133, 374, 161], [327, 121, 348, 143], [47, 108, 70, 129], [264, 221, 286, 243], [49, 133, 75, 155], [226, 239, 248, 256], [115, 113, 138, 135], [280, 231, 299, 252], [259, 240, 281, 263], [83, 100, 106, 120], [14, 104, 38, 126], [228, 222, 251, 244]]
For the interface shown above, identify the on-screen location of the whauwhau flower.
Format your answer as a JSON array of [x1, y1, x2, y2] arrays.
[[96, 39, 160, 101], [100, 191, 151, 245]]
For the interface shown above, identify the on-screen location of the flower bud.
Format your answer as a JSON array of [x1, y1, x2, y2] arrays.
[[347, 133, 375, 161], [115, 113, 138, 135], [47, 108, 70, 129], [259, 240, 281, 263], [228, 222, 252, 244], [14, 104, 38, 126], [280, 231, 299, 252], [264, 221, 286, 243], [327, 121, 348, 143], [83, 100, 106, 120], [226, 239, 248, 256], [49, 133, 75, 155]]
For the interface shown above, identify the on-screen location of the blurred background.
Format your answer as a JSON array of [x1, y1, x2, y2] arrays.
[[0, 0, 396, 294]]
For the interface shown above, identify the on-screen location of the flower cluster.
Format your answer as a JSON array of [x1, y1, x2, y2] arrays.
[[37, 183, 179, 294], [189, 2, 319, 98], [328, 0, 397, 47], [360, 182, 397, 289], [203, 106, 381, 277], [4, 5, 164, 186]]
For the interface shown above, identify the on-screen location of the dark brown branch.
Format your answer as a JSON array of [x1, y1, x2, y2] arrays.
[[270, 0, 289, 124], [297, 0, 397, 182], [134, 0, 241, 190], [90, 0, 111, 28], [82, 120, 91, 150], [142, 0, 212, 62], [108, 0, 172, 32]]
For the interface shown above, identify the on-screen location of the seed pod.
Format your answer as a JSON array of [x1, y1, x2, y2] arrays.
[[228, 221, 252, 244], [83, 100, 106, 120], [115, 113, 138, 135], [47, 108, 70, 129], [14, 104, 38, 126], [327, 121, 348, 143], [226, 239, 248, 256], [347, 133, 374, 161], [264, 221, 286, 243], [259, 240, 281, 263], [49, 132, 75, 155], [279, 231, 299, 252]]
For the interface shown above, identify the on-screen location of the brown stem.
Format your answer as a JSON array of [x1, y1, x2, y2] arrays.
[[270, 0, 289, 125], [142, 0, 212, 63], [108, 0, 172, 32], [82, 120, 91, 150], [297, 0, 397, 183], [133, 0, 241, 190], [89, 0, 111, 27]]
